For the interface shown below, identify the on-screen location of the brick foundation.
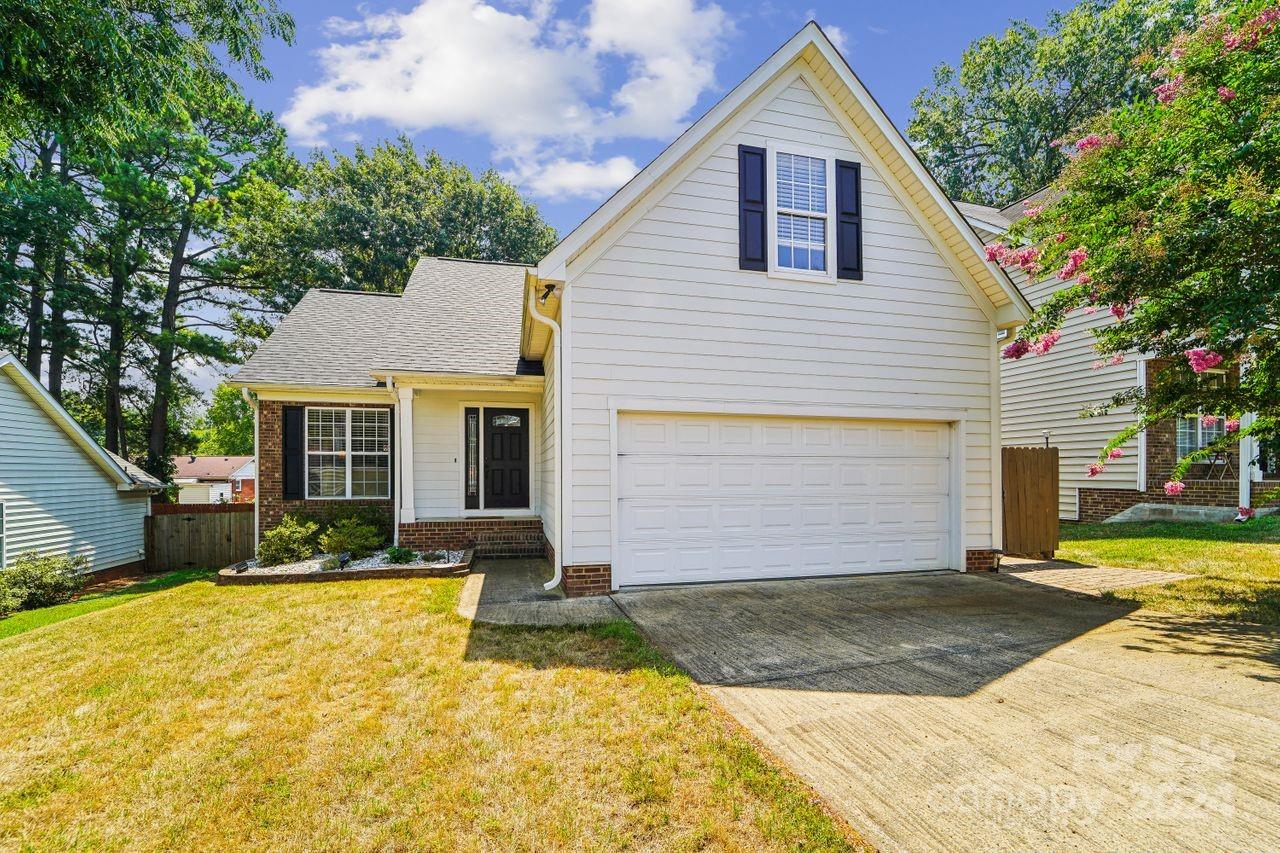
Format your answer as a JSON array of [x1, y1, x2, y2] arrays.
[[563, 564, 611, 597], [965, 549, 1000, 573], [89, 558, 148, 581], [256, 400, 395, 539], [397, 517, 544, 558]]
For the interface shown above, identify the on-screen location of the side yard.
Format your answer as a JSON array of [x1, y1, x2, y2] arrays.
[[1059, 516, 1280, 625], [0, 575, 860, 850]]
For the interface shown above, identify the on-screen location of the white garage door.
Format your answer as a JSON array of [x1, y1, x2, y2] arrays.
[[615, 413, 952, 587]]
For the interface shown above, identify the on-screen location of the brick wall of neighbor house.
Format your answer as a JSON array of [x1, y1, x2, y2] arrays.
[[563, 564, 611, 597], [1075, 360, 1262, 522], [234, 478, 256, 503], [257, 400, 395, 538], [397, 517, 544, 557], [965, 549, 1000, 572]]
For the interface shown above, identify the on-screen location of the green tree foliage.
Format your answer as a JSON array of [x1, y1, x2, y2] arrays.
[[996, 1, 1280, 496], [235, 137, 559, 313], [909, 0, 1203, 205], [192, 383, 254, 456]]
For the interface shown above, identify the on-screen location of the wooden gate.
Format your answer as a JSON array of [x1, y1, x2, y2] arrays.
[[146, 504, 255, 571], [1002, 446, 1060, 559]]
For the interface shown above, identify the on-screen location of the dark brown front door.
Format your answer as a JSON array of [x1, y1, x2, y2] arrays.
[[484, 408, 529, 509]]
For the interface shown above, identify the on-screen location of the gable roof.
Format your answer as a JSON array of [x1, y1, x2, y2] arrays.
[[233, 257, 543, 389], [173, 455, 254, 481], [537, 22, 1030, 325], [0, 352, 162, 491]]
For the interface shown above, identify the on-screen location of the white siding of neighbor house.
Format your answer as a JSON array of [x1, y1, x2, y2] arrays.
[[411, 388, 543, 518], [538, 338, 558, 546], [989, 238, 1141, 520], [562, 71, 1000, 567], [0, 370, 149, 570]]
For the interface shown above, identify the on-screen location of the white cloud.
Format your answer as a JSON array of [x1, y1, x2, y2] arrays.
[[285, 0, 731, 200], [867, 25, 889, 36], [824, 24, 849, 54], [514, 155, 640, 200]]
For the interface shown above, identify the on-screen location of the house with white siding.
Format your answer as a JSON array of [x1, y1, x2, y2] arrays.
[[0, 352, 162, 576], [960, 199, 1274, 522], [232, 23, 1032, 595]]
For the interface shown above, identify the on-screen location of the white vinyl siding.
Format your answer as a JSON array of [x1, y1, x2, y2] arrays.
[[563, 73, 997, 567], [410, 389, 542, 518], [992, 238, 1141, 520], [0, 370, 148, 571]]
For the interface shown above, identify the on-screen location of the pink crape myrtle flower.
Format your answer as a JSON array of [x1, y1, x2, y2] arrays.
[[1218, 86, 1237, 102], [1024, 204, 1044, 218], [1154, 74, 1185, 104], [1225, 418, 1241, 433], [1107, 448, 1125, 461], [1002, 339, 1031, 360], [1107, 353, 1124, 366], [1076, 273, 1093, 287], [1055, 232, 1068, 244], [984, 243, 1008, 263], [1083, 305, 1098, 315], [1030, 330, 1062, 356], [1086, 463, 1106, 478], [1185, 348, 1224, 373], [1110, 303, 1127, 320], [1164, 481, 1186, 496], [1201, 414, 1220, 429], [1075, 133, 1106, 152]]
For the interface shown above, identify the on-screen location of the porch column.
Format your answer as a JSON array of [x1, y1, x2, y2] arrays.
[[398, 387, 416, 524]]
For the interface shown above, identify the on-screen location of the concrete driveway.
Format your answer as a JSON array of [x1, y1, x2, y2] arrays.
[[613, 572, 1280, 851]]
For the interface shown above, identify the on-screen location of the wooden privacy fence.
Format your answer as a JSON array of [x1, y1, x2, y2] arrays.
[[146, 503, 254, 571], [1002, 446, 1060, 559]]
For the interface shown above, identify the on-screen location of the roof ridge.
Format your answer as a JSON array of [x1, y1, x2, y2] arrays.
[[424, 256, 532, 268], [310, 288, 402, 297]]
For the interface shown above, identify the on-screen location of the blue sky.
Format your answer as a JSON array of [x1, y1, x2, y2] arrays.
[[232, 0, 1064, 236]]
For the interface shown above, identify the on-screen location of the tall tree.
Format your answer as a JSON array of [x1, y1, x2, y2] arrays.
[[908, 0, 1202, 205], [192, 382, 254, 456], [996, 1, 1280, 499], [232, 137, 558, 314]]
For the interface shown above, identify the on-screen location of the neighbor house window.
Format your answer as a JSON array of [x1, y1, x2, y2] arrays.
[[306, 408, 390, 499], [774, 151, 829, 273]]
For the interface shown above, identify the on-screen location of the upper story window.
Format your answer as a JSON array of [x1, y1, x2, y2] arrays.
[[774, 152, 829, 273], [306, 408, 391, 499]]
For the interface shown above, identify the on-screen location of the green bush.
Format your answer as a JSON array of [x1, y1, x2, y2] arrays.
[[297, 505, 392, 543], [318, 518, 384, 559], [0, 552, 88, 612], [256, 515, 320, 567], [385, 546, 418, 564]]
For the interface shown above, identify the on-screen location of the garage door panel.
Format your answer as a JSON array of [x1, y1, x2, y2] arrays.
[[615, 413, 952, 587]]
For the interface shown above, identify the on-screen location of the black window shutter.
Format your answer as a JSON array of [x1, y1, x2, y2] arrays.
[[835, 159, 863, 281], [282, 406, 304, 500], [738, 144, 767, 271]]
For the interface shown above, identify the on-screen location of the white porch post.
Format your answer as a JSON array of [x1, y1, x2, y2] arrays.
[[398, 387, 416, 524]]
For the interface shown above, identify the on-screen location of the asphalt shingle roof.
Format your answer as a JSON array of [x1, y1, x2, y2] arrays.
[[234, 258, 542, 388]]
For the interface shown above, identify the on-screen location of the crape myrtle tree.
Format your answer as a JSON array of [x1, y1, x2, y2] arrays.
[[993, 0, 1280, 505]]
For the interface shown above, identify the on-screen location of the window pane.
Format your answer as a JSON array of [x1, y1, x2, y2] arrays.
[[307, 409, 346, 453], [492, 414, 522, 428], [776, 212, 826, 271], [465, 409, 479, 507], [308, 453, 345, 497], [1202, 417, 1223, 448], [351, 454, 390, 498], [351, 409, 390, 453], [776, 152, 826, 213], [1176, 417, 1196, 458]]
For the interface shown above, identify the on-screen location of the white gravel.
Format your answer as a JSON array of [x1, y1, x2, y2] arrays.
[[235, 549, 466, 576]]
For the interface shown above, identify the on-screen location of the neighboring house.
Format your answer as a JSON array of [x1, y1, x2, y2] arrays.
[[959, 199, 1274, 522], [0, 352, 164, 576], [232, 23, 1031, 595], [172, 455, 256, 504]]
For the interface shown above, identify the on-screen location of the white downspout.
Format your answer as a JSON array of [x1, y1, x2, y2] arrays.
[[242, 388, 260, 552], [386, 375, 400, 547], [526, 281, 563, 592]]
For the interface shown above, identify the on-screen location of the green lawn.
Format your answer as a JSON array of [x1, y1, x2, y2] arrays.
[[0, 575, 861, 850], [0, 568, 211, 640], [1059, 515, 1280, 625]]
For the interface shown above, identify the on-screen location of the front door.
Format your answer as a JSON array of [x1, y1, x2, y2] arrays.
[[484, 408, 530, 509]]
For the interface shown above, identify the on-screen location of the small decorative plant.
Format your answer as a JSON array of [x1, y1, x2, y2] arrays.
[[0, 552, 88, 614], [257, 515, 320, 567], [318, 518, 383, 559], [385, 546, 418, 564]]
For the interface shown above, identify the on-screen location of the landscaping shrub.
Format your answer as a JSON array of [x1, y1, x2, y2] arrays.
[[256, 515, 320, 567], [385, 546, 418, 564], [318, 518, 383, 559], [297, 504, 393, 543], [0, 552, 88, 613]]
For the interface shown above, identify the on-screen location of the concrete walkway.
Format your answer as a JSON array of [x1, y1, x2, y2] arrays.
[[456, 559, 622, 626], [614, 572, 1280, 851], [998, 557, 1194, 596]]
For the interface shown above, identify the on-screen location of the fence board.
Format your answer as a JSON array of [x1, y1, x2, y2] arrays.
[[1002, 447, 1060, 559], [146, 505, 254, 570]]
